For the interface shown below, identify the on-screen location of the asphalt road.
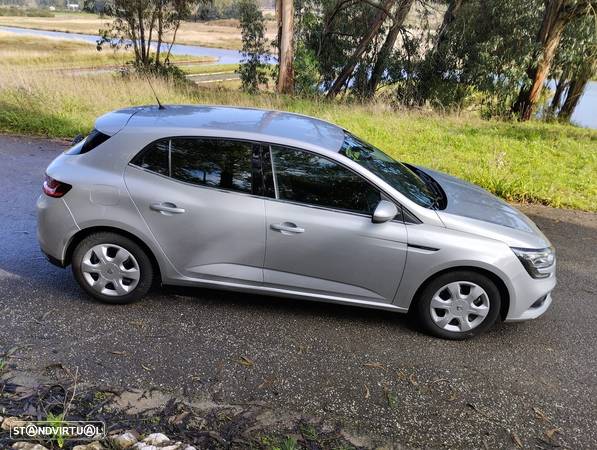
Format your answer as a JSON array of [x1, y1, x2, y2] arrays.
[[1, 135, 596, 448]]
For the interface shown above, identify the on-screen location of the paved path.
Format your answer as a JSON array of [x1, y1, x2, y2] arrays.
[[1, 135, 595, 448]]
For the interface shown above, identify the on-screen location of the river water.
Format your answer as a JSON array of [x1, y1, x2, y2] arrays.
[[1, 25, 595, 129]]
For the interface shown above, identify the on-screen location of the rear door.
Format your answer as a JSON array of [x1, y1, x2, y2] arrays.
[[125, 137, 267, 283], [262, 145, 408, 303]]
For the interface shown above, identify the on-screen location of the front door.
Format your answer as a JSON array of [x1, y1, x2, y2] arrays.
[[262, 145, 408, 303], [125, 137, 266, 283]]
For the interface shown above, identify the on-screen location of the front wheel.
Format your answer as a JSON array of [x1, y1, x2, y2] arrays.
[[414, 271, 501, 340], [71, 232, 154, 304]]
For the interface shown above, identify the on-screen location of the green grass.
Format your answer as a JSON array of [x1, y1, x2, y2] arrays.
[[0, 36, 595, 212], [181, 63, 239, 75]]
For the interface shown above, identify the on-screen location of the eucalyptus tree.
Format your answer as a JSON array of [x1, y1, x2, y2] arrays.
[[98, 0, 204, 71], [512, 0, 597, 120]]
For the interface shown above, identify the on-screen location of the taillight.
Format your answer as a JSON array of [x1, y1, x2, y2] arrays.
[[43, 174, 72, 198]]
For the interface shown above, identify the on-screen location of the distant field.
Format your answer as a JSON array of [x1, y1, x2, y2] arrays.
[[0, 31, 217, 69], [0, 11, 277, 50]]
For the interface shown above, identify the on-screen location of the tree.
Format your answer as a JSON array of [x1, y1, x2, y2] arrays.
[[276, 0, 295, 93], [512, 0, 596, 121], [326, 0, 396, 98], [365, 0, 416, 97], [98, 0, 203, 70], [238, 0, 269, 93], [549, 13, 596, 120]]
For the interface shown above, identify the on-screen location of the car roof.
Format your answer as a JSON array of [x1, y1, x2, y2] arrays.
[[114, 105, 347, 152]]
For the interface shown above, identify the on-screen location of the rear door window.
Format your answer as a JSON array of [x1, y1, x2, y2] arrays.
[[131, 137, 255, 195]]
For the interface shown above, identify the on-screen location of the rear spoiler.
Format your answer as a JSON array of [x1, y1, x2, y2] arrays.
[[94, 106, 145, 136]]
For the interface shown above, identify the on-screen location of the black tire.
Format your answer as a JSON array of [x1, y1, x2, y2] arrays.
[[72, 232, 154, 304], [414, 270, 501, 340]]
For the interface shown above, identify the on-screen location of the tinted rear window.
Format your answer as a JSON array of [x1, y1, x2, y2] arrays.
[[130, 137, 254, 195], [65, 129, 111, 155]]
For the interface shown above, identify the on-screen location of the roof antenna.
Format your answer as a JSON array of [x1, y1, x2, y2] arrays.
[[143, 70, 165, 110]]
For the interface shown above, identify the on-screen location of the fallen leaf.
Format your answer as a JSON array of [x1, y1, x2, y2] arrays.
[[258, 376, 275, 389], [545, 428, 560, 440], [141, 364, 152, 372], [448, 390, 458, 401], [298, 345, 306, 354], [533, 407, 549, 422], [168, 411, 189, 425], [364, 384, 370, 399], [409, 373, 418, 386], [363, 362, 384, 369], [110, 350, 126, 355], [384, 388, 397, 408], [238, 356, 254, 367], [511, 432, 523, 448]]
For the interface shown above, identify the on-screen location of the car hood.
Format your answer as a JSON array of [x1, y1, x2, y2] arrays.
[[417, 167, 551, 248]]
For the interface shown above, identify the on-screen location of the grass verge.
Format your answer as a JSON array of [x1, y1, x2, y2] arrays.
[[1, 67, 594, 211]]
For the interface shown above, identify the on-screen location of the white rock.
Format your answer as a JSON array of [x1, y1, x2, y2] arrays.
[[2, 416, 27, 431], [142, 433, 170, 445], [183, 446, 197, 450], [73, 442, 105, 450], [11, 443, 49, 450], [161, 443, 184, 450], [111, 431, 139, 448], [131, 444, 160, 450]]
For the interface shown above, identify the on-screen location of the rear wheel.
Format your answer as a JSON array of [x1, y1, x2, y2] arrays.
[[72, 232, 153, 304], [414, 271, 501, 340]]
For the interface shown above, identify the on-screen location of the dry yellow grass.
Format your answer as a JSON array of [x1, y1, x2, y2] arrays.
[[0, 12, 277, 50]]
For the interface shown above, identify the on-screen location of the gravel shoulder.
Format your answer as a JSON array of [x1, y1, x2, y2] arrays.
[[1, 135, 596, 448]]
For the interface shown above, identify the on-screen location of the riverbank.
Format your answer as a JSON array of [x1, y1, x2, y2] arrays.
[[0, 11, 277, 50]]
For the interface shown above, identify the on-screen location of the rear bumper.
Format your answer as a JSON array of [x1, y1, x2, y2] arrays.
[[36, 194, 79, 265]]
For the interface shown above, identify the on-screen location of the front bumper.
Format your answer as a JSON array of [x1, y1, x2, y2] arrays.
[[504, 260, 556, 322], [505, 292, 553, 322]]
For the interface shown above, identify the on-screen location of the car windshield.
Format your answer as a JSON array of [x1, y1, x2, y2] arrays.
[[339, 133, 437, 208]]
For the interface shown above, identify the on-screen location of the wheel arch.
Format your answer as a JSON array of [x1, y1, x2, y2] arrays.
[[408, 266, 511, 321], [64, 226, 163, 283]]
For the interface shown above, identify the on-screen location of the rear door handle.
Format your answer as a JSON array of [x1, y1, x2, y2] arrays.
[[270, 222, 305, 234], [150, 202, 186, 214]]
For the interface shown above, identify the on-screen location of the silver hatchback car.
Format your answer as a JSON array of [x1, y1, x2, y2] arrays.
[[37, 105, 556, 339]]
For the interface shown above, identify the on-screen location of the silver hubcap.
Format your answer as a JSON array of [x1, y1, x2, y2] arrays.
[[430, 281, 490, 333], [81, 244, 140, 296]]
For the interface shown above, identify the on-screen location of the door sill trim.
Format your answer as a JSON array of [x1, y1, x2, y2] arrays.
[[165, 276, 408, 313]]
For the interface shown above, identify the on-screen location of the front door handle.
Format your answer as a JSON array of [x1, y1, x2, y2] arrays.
[[270, 222, 305, 234], [150, 202, 186, 215]]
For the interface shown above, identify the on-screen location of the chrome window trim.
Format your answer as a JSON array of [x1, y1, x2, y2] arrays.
[[128, 136, 422, 224]]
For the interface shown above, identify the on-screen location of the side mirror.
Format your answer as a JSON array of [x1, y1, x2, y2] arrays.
[[372, 200, 398, 224]]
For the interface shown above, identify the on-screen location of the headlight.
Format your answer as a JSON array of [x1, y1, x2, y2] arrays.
[[511, 246, 555, 279]]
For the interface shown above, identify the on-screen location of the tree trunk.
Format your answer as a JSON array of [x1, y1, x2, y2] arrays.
[[512, 0, 571, 121], [432, 0, 464, 52], [277, 0, 294, 94], [365, 0, 415, 97], [557, 76, 587, 120], [558, 58, 594, 120], [550, 73, 568, 111], [327, 0, 396, 99]]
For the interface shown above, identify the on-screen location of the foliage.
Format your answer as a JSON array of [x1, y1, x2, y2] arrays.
[[194, 0, 240, 20], [97, 0, 204, 70], [292, 42, 320, 96], [237, 0, 269, 93]]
